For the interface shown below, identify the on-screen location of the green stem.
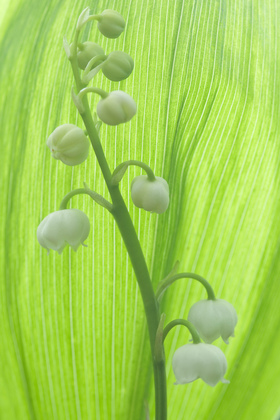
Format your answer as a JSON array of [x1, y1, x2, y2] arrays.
[[69, 35, 167, 420], [112, 160, 156, 185], [78, 86, 109, 100], [83, 55, 107, 74], [163, 319, 201, 344], [156, 272, 216, 301], [59, 187, 113, 212], [86, 14, 101, 23]]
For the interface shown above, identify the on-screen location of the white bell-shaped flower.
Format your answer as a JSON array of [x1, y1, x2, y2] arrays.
[[96, 91, 136, 126], [172, 343, 229, 387], [131, 175, 169, 214], [188, 299, 238, 344], [47, 124, 89, 166], [37, 209, 90, 254]]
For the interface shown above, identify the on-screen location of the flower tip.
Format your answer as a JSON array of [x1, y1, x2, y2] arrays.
[[70, 245, 79, 252]]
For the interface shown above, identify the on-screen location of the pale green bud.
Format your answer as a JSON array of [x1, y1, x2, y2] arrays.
[[47, 124, 89, 166], [97, 9, 125, 39], [102, 51, 134, 82], [96, 91, 136, 125], [77, 42, 105, 70], [188, 299, 238, 344], [37, 209, 90, 254], [131, 176, 169, 214], [172, 343, 229, 387]]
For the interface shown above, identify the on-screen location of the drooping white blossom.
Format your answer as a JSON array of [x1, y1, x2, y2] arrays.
[[37, 209, 90, 254], [172, 343, 229, 387], [131, 175, 169, 214], [188, 299, 238, 344]]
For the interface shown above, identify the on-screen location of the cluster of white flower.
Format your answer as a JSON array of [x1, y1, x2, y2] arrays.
[[38, 7, 238, 396], [172, 299, 237, 386]]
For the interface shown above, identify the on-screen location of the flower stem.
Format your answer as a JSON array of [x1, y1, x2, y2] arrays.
[[59, 187, 113, 212], [69, 43, 167, 420], [78, 86, 109, 100], [111, 159, 156, 185], [156, 272, 216, 301], [163, 319, 201, 344]]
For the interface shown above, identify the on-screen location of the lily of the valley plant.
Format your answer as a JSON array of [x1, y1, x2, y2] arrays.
[[37, 8, 238, 419]]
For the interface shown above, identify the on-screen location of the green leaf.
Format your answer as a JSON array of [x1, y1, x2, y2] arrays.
[[0, 1, 279, 419]]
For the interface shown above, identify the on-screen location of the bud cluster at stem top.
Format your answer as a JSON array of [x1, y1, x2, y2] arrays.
[[71, 9, 137, 127]]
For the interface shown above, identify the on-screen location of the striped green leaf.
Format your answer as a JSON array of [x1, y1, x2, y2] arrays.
[[0, 1, 279, 419]]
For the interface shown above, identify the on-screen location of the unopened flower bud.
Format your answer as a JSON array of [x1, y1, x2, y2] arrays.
[[47, 124, 89, 166], [96, 91, 136, 125], [97, 9, 125, 39], [172, 343, 229, 387], [77, 42, 105, 70], [131, 175, 169, 214], [37, 209, 90, 254], [188, 299, 238, 344], [102, 51, 134, 82]]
